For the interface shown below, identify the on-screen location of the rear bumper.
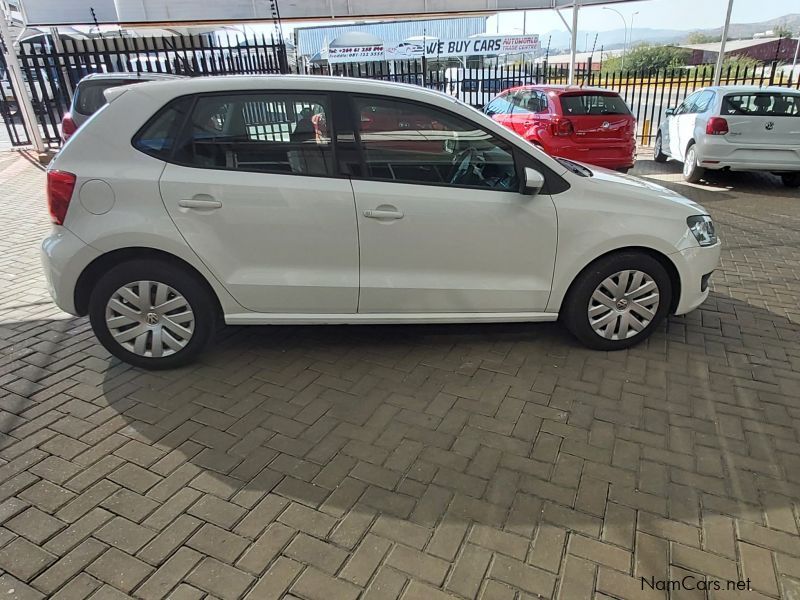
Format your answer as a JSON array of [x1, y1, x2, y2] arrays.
[[539, 140, 636, 169], [696, 139, 800, 172], [671, 241, 722, 315], [41, 226, 100, 316]]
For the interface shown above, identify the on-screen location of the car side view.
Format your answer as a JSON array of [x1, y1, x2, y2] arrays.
[[485, 85, 636, 172], [654, 85, 800, 185], [42, 76, 720, 368]]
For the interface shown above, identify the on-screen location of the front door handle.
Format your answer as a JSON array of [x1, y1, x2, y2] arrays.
[[363, 206, 404, 220], [178, 197, 222, 210]]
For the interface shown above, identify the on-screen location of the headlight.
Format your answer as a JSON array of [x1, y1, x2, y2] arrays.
[[687, 215, 717, 246]]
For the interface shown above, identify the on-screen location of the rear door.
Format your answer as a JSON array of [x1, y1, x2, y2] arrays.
[[558, 92, 634, 146], [720, 91, 800, 145], [157, 91, 359, 314]]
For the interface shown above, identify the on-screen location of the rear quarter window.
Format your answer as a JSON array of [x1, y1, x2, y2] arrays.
[[560, 94, 631, 116], [132, 97, 193, 160], [721, 93, 800, 117]]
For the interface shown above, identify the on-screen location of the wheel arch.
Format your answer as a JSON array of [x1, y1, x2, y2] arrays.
[[74, 247, 224, 317], [558, 246, 682, 316]]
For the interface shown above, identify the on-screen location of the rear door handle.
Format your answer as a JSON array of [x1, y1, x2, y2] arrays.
[[178, 197, 222, 210], [363, 207, 404, 220]]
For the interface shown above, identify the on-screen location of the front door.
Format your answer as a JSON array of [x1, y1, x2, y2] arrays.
[[347, 95, 558, 314], [158, 91, 359, 314]]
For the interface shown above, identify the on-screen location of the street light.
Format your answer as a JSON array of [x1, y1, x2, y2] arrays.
[[628, 11, 639, 53], [603, 6, 627, 69]]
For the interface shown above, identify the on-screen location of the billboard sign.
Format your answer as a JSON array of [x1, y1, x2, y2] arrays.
[[385, 35, 540, 60], [328, 45, 386, 63]]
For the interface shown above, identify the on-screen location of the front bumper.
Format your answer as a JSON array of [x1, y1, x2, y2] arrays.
[[41, 226, 100, 316], [670, 241, 722, 315]]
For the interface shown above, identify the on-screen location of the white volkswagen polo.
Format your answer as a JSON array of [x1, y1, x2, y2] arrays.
[[42, 76, 721, 368], [654, 85, 800, 185]]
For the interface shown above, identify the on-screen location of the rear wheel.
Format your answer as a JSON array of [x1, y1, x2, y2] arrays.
[[562, 252, 672, 351], [616, 167, 631, 174], [781, 173, 800, 188], [682, 143, 704, 183], [653, 132, 668, 163], [88, 260, 217, 369]]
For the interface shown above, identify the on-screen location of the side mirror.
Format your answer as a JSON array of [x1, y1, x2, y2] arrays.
[[665, 107, 675, 116], [522, 167, 545, 196]]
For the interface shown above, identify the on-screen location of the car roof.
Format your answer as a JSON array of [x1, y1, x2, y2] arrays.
[[79, 72, 184, 83], [693, 84, 800, 95], [126, 74, 458, 103], [505, 84, 621, 95]]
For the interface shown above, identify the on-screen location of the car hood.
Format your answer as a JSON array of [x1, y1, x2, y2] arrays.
[[570, 161, 708, 215]]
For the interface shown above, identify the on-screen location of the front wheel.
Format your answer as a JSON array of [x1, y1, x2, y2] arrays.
[[562, 252, 672, 351], [653, 132, 668, 163], [781, 173, 800, 188], [88, 260, 217, 369], [682, 143, 704, 183]]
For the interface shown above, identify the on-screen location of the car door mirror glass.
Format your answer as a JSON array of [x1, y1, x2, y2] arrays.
[[665, 107, 675, 116], [522, 167, 545, 196]]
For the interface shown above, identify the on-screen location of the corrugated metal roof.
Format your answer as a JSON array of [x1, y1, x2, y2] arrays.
[[678, 37, 798, 52], [295, 17, 486, 57]]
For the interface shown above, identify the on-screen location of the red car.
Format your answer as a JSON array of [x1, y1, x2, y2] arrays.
[[485, 85, 636, 172]]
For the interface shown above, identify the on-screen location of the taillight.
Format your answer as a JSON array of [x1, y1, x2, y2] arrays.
[[550, 117, 573, 136], [47, 170, 77, 225], [706, 117, 729, 135], [61, 113, 78, 141]]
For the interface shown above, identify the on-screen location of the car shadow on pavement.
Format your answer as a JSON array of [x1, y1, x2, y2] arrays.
[[3, 288, 798, 595]]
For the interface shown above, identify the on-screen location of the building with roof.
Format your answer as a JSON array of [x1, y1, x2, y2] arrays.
[[678, 37, 800, 65], [293, 16, 487, 59]]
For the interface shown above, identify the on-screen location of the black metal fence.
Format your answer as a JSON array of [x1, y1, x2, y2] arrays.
[[308, 59, 800, 145], [2, 32, 288, 146], [0, 36, 28, 146]]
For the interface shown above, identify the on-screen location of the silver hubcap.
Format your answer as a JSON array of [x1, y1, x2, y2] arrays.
[[683, 147, 695, 177], [105, 281, 195, 358], [588, 270, 660, 340]]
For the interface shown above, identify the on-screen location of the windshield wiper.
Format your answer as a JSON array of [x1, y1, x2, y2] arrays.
[[556, 157, 593, 177]]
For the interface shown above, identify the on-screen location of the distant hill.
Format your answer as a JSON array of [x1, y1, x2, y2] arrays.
[[539, 13, 799, 54]]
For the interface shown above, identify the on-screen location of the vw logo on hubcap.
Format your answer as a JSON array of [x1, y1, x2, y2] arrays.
[[145, 312, 159, 325], [616, 298, 629, 310]]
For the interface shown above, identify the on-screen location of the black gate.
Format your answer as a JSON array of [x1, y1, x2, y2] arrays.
[[14, 32, 288, 146], [1, 37, 30, 146]]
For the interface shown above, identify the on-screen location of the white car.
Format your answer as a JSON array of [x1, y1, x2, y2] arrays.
[[41, 76, 721, 368], [654, 85, 800, 186]]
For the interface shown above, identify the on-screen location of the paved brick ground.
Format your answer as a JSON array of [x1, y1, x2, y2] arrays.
[[0, 149, 799, 600]]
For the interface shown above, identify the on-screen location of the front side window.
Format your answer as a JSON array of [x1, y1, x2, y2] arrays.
[[675, 92, 699, 116], [354, 96, 519, 191], [721, 93, 800, 117], [560, 93, 631, 116], [174, 92, 333, 176]]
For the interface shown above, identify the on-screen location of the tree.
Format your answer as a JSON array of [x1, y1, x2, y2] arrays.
[[600, 43, 690, 74], [773, 25, 793, 38], [686, 31, 721, 44]]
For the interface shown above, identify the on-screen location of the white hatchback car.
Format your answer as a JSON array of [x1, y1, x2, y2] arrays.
[[654, 85, 800, 186], [42, 76, 721, 368]]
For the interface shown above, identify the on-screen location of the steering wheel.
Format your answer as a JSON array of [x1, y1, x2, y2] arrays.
[[449, 147, 481, 185]]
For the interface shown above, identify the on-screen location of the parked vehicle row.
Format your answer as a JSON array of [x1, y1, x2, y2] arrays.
[[43, 76, 720, 368]]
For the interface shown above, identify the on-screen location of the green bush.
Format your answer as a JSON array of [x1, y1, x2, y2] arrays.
[[600, 44, 690, 74]]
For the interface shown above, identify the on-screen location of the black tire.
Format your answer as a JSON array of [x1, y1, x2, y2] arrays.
[[653, 132, 668, 163], [616, 167, 631, 174], [562, 252, 672, 351], [781, 173, 800, 188], [682, 142, 704, 183], [88, 259, 217, 369]]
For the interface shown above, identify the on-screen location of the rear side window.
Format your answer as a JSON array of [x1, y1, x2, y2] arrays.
[[133, 97, 192, 160], [560, 94, 631, 116], [173, 92, 333, 176], [722, 93, 800, 117], [74, 81, 129, 115]]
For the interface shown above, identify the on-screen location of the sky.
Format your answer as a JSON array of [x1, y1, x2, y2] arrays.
[[282, 0, 799, 37], [487, 0, 800, 35]]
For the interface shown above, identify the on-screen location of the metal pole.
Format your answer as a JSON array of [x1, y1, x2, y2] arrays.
[[713, 0, 734, 86], [791, 32, 799, 78], [568, 0, 580, 85], [602, 6, 627, 70], [0, 5, 45, 152]]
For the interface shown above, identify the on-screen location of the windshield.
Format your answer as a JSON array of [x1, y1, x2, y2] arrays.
[[721, 93, 800, 117], [560, 94, 631, 116], [556, 157, 593, 177]]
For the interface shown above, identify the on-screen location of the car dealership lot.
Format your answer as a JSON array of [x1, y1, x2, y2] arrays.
[[1, 151, 799, 598]]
